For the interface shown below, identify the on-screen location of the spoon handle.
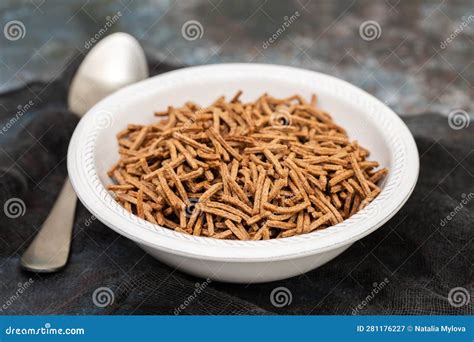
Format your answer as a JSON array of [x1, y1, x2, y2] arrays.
[[21, 178, 77, 273]]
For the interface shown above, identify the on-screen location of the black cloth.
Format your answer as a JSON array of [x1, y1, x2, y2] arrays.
[[0, 56, 472, 315]]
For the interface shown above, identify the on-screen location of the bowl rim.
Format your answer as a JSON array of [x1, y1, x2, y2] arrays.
[[68, 63, 419, 262]]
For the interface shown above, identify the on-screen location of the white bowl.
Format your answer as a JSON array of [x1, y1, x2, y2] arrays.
[[68, 63, 419, 283]]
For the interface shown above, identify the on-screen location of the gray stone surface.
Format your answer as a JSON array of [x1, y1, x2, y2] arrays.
[[0, 0, 472, 116]]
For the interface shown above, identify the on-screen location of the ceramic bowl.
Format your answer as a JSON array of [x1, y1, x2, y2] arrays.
[[68, 63, 419, 283]]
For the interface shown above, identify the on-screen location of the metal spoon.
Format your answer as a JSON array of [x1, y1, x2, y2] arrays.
[[21, 32, 148, 272]]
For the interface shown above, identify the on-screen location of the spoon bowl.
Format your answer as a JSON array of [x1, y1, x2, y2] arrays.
[[68, 32, 148, 117]]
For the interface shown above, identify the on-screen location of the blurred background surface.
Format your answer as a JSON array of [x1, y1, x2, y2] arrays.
[[0, 0, 472, 115]]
